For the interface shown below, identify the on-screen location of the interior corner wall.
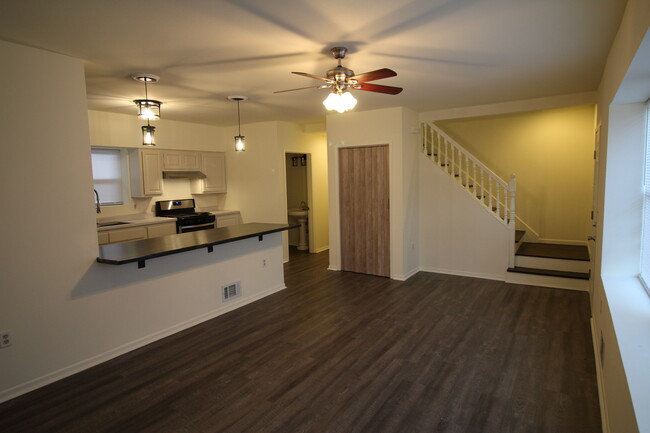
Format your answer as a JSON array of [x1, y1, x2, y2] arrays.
[[436, 105, 595, 244], [278, 122, 329, 256], [591, 0, 650, 432], [0, 41, 286, 403], [326, 107, 413, 279]]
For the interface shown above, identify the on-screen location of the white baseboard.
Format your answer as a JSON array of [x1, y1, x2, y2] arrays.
[[419, 266, 505, 282], [0, 283, 286, 404], [312, 246, 329, 253], [392, 267, 419, 281], [327, 266, 340, 271], [591, 318, 610, 433]]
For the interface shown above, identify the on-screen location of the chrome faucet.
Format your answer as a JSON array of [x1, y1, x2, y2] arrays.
[[94, 189, 101, 213]]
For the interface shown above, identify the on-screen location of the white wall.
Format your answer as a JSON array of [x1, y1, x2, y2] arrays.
[[419, 154, 510, 280], [327, 107, 417, 280], [592, 0, 650, 431], [0, 41, 286, 403]]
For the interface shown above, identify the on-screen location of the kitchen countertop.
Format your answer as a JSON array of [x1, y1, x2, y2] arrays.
[[96, 214, 176, 231], [97, 222, 297, 268]]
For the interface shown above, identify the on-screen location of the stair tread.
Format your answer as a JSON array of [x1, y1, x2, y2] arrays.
[[507, 266, 590, 280], [516, 242, 590, 261], [515, 230, 525, 243]]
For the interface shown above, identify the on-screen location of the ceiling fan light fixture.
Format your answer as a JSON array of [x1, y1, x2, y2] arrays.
[[323, 90, 357, 114]]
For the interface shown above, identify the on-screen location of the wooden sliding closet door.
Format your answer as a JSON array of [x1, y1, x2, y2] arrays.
[[339, 145, 390, 277]]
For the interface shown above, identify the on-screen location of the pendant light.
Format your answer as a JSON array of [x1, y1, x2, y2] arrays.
[[141, 121, 155, 146], [132, 73, 162, 120], [228, 96, 248, 152]]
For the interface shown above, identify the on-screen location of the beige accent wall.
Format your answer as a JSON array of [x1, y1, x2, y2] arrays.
[[436, 105, 595, 243]]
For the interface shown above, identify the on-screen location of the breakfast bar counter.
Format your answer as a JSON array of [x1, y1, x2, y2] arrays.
[[97, 223, 298, 268]]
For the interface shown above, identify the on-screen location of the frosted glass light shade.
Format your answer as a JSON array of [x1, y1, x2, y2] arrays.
[[323, 91, 357, 113]]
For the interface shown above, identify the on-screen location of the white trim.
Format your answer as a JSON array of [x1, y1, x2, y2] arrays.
[[505, 271, 590, 291], [312, 246, 329, 253], [327, 265, 340, 271], [392, 267, 419, 281], [0, 283, 286, 404], [591, 318, 611, 433], [419, 266, 505, 282]]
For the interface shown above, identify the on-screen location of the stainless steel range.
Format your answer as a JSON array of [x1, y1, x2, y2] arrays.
[[155, 199, 216, 233]]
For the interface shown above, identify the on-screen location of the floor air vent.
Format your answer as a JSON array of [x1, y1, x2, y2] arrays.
[[222, 281, 242, 302]]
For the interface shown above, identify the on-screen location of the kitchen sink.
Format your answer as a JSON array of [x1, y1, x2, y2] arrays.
[[97, 221, 130, 228]]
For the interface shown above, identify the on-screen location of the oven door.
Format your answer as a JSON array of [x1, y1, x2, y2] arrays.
[[178, 222, 215, 233]]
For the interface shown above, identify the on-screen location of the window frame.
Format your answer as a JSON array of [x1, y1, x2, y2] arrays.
[[90, 147, 130, 207]]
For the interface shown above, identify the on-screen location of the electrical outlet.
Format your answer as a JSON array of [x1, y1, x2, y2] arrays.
[[0, 331, 12, 348], [262, 259, 267, 267]]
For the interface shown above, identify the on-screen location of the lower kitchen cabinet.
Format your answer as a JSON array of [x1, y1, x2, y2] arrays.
[[146, 222, 176, 238], [216, 212, 241, 228], [99, 222, 176, 245]]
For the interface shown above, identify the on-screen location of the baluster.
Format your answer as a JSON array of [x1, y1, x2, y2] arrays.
[[496, 184, 501, 219], [451, 143, 455, 177], [473, 160, 477, 196], [464, 154, 469, 189], [488, 176, 493, 210], [445, 139, 449, 171], [479, 170, 484, 203]]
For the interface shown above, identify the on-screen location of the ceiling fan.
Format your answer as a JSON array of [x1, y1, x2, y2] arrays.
[[275, 46, 402, 112]]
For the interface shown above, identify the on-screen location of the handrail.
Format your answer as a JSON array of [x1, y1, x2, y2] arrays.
[[421, 121, 517, 266]]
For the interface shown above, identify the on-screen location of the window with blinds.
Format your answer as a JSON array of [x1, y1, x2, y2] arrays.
[[91, 148, 127, 206], [640, 103, 650, 292]]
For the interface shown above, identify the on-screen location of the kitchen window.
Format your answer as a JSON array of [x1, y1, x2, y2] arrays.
[[91, 147, 129, 206]]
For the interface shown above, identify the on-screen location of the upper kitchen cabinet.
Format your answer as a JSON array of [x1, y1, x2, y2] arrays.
[[129, 149, 163, 196], [162, 150, 201, 171], [191, 152, 226, 194]]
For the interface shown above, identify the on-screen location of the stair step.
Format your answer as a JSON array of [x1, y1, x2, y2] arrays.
[[507, 266, 590, 280], [517, 242, 589, 261], [515, 230, 525, 243]]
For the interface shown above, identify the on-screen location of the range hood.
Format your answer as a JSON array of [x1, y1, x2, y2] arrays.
[[162, 170, 206, 179]]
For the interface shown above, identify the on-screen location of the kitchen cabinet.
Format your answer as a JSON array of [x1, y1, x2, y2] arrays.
[[216, 212, 241, 228], [147, 222, 176, 238], [98, 231, 109, 245], [129, 149, 163, 196], [98, 221, 177, 245], [191, 152, 226, 194], [108, 226, 148, 243], [162, 151, 201, 171]]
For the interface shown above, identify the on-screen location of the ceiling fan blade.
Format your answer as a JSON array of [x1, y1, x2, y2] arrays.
[[355, 83, 403, 95], [349, 68, 397, 83], [274, 85, 328, 94], [291, 71, 329, 81]]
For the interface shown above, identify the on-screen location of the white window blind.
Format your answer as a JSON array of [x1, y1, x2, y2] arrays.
[[91, 148, 125, 205], [640, 102, 650, 290]]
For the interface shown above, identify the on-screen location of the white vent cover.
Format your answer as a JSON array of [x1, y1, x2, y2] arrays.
[[222, 281, 242, 302]]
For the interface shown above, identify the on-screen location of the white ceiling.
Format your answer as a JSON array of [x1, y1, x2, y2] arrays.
[[0, 0, 627, 126]]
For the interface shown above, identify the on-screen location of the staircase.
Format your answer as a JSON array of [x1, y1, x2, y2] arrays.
[[421, 122, 591, 291]]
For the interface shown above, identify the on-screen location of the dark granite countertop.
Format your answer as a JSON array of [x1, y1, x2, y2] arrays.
[[97, 223, 298, 268]]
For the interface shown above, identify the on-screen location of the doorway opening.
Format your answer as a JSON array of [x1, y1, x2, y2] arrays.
[[285, 152, 312, 256]]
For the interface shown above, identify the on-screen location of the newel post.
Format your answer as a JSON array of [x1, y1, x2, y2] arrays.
[[508, 174, 517, 268]]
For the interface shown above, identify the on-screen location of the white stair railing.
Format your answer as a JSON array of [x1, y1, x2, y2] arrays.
[[421, 122, 517, 267]]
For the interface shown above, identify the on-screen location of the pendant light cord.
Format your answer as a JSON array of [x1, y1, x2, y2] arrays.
[[237, 100, 242, 136]]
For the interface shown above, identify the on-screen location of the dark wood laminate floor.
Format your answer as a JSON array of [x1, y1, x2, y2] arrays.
[[0, 251, 600, 433]]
